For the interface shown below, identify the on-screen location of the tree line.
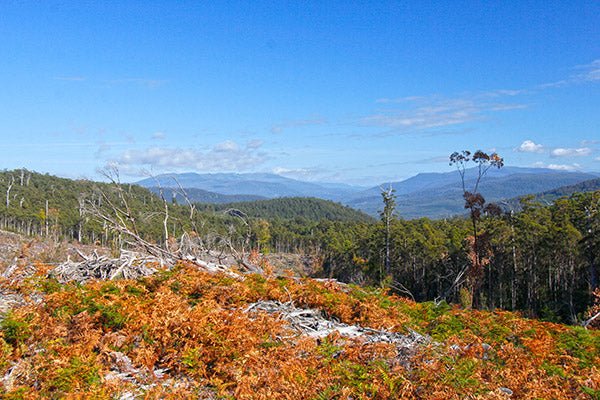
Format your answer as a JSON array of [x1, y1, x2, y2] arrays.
[[311, 191, 598, 323], [0, 168, 597, 323]]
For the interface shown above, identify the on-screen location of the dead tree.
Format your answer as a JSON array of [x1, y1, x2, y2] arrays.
[[171, 176, 198, 233], [84, 167, 262, 275], [5, 175, 15, 208]]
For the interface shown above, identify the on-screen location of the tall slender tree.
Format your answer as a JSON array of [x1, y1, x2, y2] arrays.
[[450, 150, 504, 308], [379, 185, 397, 284]]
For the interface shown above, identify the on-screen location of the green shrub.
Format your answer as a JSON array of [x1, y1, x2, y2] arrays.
[[0, 312, 32, 346]]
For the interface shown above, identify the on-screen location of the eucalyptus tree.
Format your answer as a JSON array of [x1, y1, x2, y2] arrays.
[[449, 150, 504, 308], [379, 185, 397, 281]]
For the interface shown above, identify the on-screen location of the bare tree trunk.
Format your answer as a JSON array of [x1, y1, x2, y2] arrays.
[[6, 175, 15, 208], [45, 199, 49, 236], [163, 196, 169, 248], [77, 195, 85, 243]]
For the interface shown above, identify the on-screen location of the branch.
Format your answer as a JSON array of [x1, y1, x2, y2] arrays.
[[583, 310, 600, 329]]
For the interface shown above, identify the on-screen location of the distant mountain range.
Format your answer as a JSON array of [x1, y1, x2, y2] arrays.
[[347, 167, 600, 218], [135, 168, 600, 219], [136, 173, 365, 201], [147, 187, 267, 204]]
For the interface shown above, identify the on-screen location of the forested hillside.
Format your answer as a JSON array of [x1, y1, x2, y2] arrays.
[[314, 192, 600, 323], [505, 177, 600, 210], [0, 169, 252, 251], [197, 197, 373, 222], [0, 169, 598, 323]]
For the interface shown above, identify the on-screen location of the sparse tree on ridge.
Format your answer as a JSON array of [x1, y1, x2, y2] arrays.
[[450, 150, 504, 308]]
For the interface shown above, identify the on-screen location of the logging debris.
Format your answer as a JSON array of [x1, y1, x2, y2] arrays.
[[47, 249, 253, 284], [49, 250, 160, 284], [245, 300, 430, 360]]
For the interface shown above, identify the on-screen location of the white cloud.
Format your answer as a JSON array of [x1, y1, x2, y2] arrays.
[[547, 163, 581, 171], [361, 95, 527, 132], [151, 132, 165, 140], [515, 140, 544, 153], [109, 140, 269, 175], [550, 147, 592, 157], [272, 166, 325, 181], [534, 162, 581, 171]]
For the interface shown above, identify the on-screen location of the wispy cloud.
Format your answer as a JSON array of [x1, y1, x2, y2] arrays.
[[581, 139, 600, 146], [482, 89, 529, 97], [375, 96, 429, 104], [414, 156, 451, 164], [108, 140, 268, 175], [539, 59, 600, 88], [94, 141, 112, 158], [376, 89, 528, 104], [271, 117, 327, 134], [361, 95, 527, 132], [550, 147, 592, 157], [272, 166, 325, 181], [246, 139, 264, 149], [573, 59, 600, 82], [151, 132, 166, 140], [515, 140, 545, 153]]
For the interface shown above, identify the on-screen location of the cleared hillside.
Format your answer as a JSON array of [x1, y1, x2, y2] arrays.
[[0, 259, 598, 398]]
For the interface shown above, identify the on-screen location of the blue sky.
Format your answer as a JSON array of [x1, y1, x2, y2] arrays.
[[0, 1, 599, 185]]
